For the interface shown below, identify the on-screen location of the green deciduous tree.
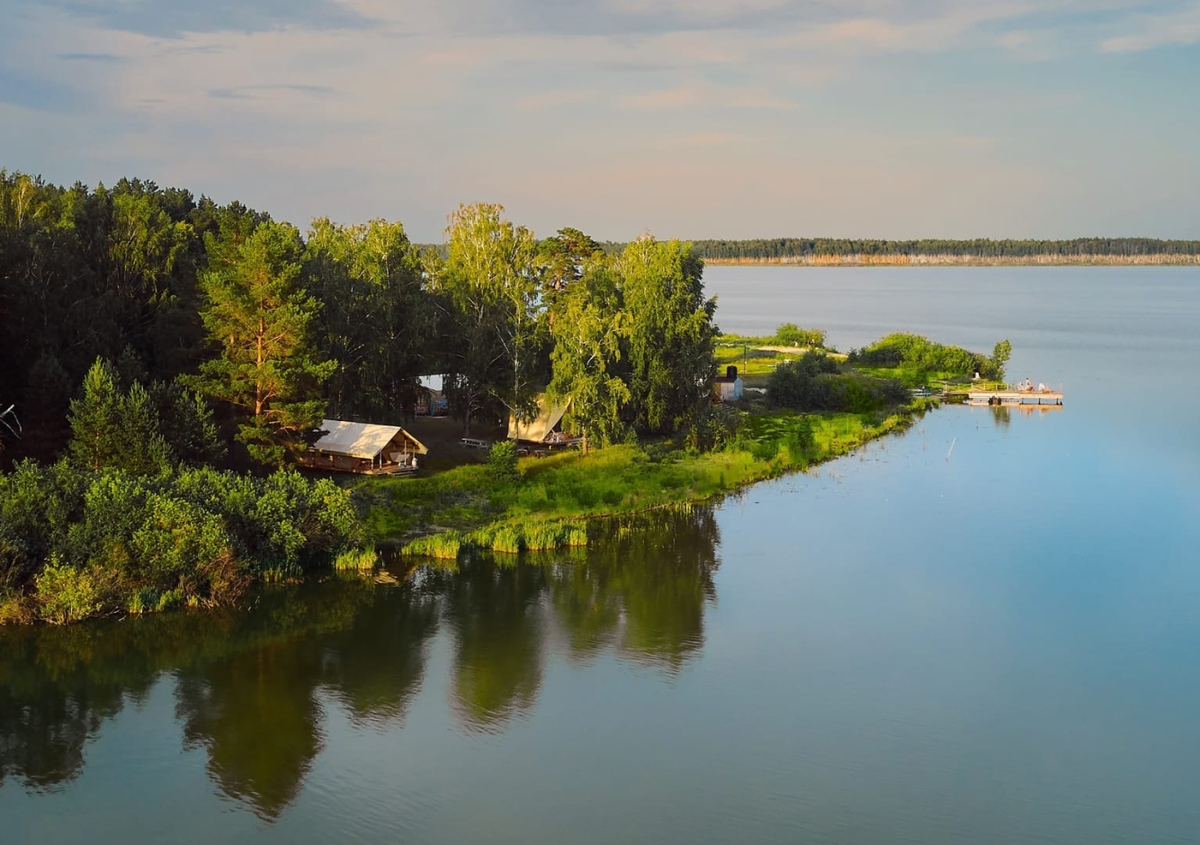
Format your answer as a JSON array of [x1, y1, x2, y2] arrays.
[[547, 260, 630, 452], [433, 204, 541, 435], [187, 222, 334, 465], [618, 237, 718, 434], [306, 217, 431, 421], [991, 339, 1012, 380]]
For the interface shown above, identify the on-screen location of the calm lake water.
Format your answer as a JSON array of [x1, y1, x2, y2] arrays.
[[4, 266, 1200, 844]]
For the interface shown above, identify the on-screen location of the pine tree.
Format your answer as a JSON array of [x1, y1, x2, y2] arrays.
[[186, 222, 334, 465], [121, 380, 172, 475], [68, 359, 123, 470]]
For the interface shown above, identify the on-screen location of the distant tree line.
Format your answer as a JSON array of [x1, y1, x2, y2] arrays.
[[583, 238, 1200, 261]]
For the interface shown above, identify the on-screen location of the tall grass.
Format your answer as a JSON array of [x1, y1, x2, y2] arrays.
[[367, 402, 934, 555], [399, 532, 462, 560], [334, 544, 380, 571], [402, 518, 589, 560]]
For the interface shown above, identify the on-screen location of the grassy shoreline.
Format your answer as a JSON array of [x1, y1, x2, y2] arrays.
[[351, 399, 938, 559]]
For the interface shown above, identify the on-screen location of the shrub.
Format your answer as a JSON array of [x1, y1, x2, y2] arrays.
[[848, 332, 991, 376], [35, 558, 110, 624], [774, 323, 827, 348], [684, 402, 745, 453], [487, 440, 521, 486], [128, 586, 158, 614], [1, 460, 362, 623], [132, 493, 232, 587], [0, 592, 36, 625]]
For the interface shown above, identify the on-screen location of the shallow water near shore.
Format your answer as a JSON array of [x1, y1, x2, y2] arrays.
[[3, 266, 1199, 844]]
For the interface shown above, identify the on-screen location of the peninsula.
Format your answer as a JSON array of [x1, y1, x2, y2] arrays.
[[0, 170, 1005, 625]]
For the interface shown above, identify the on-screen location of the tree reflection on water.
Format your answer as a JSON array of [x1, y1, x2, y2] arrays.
[[0, 507, 721, 818]]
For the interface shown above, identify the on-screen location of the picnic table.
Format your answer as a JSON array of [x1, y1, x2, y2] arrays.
[[460, 437, 491, 450]]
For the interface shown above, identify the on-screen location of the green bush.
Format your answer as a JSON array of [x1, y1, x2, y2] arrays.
[[487, 440, 521, 486], [774, 323, 827, 348], [35, 558, 109, 624], [847, 333, 994, 377], [0, 460, 362, 623], [768, 351, 914, 413]]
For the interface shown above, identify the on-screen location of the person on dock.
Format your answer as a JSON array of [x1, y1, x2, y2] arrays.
[[1024, 378, 1032, 392]]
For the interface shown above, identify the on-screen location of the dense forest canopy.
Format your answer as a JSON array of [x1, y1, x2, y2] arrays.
[[0, 169, 717, 467], [0, 168, 727, 622]]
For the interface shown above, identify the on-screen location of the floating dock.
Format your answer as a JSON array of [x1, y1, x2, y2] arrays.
[[966, 389, 1063, 406]]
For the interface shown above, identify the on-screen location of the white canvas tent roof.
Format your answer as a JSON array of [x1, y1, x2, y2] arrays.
[[508, 397, 571, 442], [312, 419, 428, 459]]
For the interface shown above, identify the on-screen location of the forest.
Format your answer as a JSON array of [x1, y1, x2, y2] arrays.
[[0, 169, 718, 465], [0, 169, 720, 623], [616, 237, 1200, 262]]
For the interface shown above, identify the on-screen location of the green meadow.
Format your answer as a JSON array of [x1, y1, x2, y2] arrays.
[[353, 400, 936, 559]]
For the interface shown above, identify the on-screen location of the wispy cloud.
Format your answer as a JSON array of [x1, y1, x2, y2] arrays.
[[209, 84, 334, 100], [516, 89, 594, 112], [624, 82, 793, 111], [58, 52, 126, 63], [2, 0, 1198, 240], [1101, 3, 1200, 52]]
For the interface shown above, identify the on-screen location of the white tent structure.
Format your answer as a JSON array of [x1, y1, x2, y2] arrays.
[[300, 419, 429, 474], [507, 397, 580, 449]]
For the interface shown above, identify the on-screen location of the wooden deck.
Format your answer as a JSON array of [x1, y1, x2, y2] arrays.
[[360, 464, 419, 476], [967, 389, 1063, 405]]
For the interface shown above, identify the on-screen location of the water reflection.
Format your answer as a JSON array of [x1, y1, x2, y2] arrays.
[[0, 508, 721, 818], [444, 558, 548, 733], [555, 507, 720, 670]]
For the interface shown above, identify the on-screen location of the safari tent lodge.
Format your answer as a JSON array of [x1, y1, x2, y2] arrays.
[[507, 397, 581, 453], [299, 419, 429, 475]]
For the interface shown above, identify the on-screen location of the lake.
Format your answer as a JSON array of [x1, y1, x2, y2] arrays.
[[3, 266, 1199, 844]]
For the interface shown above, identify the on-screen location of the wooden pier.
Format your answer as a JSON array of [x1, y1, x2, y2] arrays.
[[966, 389, 1063, 406]]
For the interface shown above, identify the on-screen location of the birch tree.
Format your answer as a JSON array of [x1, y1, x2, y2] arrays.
[[433, 204, 541, 435], [618, 237, 717, 434], [546, 260, 630, 453]]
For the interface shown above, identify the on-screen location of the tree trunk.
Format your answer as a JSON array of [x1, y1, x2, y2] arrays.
[[254, 317, 265, 417]]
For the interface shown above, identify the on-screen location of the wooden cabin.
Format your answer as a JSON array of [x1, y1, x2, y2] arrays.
[[299, 419, 429, 475]]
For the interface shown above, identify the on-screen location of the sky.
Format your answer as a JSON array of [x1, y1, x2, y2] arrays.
[[2, 0, 1198, 242]]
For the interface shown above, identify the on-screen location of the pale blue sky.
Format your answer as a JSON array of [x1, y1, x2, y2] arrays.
[[2, 0, 1198, 241]]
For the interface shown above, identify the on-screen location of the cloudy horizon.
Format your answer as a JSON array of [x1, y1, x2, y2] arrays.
[[2, 0, 1198, 241]]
